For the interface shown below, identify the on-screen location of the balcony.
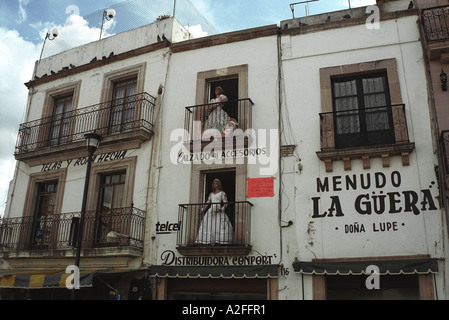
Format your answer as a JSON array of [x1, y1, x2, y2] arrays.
[[183, 99, 253, 151], [0, 207, 145, 256], [14, 92, 156, 166], [176, 201, 253, 256], [422, 5, 449, 61], [317, 104, 415, 172]]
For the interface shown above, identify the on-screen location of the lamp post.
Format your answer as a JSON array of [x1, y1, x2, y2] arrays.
[[39, 27, 59, 63], [71, 131, 102, 300], [441, 69, 448, 92], [100, 9, 116, 40]]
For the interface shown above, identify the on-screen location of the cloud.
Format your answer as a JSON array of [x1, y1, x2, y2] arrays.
[[0, 27, 40, 217], [17, 0, 31, 23], [186, 24, 208, 38], [32, 14, 117, 59], [339, 0, 377, 8]]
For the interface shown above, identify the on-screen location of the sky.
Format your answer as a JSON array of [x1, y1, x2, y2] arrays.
[[0, 0, 376, 217]]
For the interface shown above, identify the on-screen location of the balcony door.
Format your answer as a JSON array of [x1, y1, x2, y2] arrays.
[[95, 171, 126, 244], [332, 72, 394, 149], [32, 181, 58, 247], [110, 78, 137, 133], [49, 95, 73, 146]]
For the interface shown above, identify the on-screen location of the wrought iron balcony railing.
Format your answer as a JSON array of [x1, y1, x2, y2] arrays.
[[422, 5, 449, 42], [177, 201, 253, 250], [319, 104, 410, 150], [441, 130, 449, 174], [0, 207, 145, 252], [15, 92, 156, 155], [184, 99, 253, 143]]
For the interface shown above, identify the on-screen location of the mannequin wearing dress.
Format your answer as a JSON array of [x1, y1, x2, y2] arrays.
[[196, 179, 234, 245], [203, 86, 230, 135]]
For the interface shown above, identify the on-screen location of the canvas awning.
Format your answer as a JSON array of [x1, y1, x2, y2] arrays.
[[148, 265, 279, 279], [293, 258, 439, 276], [0, 270, 93, 289]]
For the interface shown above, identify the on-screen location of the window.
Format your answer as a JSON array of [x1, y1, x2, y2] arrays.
[[318, 60, 415, 172], [95, 172, 126, 244], [49, 94, 73, 146], [32, 181, 58, 246], [332, 72, 394, 149], [110, 78, 137, 133]]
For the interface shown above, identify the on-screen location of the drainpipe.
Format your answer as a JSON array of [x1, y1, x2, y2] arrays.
[[276, 29, 284, 266], [144, 85, 164, 266], [144, 51, 171, 267]]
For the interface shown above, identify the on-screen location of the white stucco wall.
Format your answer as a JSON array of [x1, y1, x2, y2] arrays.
[[278, 13, 448, 299]]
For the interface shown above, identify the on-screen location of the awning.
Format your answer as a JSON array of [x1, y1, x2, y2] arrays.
[[0, 270, 93, 289], [293, 258, 439, 276], [148, 265, 279, 279]]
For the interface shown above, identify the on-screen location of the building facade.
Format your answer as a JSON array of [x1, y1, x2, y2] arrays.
[[278, 0, 448, 299], [1, 0, 449, 300]]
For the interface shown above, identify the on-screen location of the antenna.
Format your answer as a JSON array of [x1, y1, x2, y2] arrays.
[[290, 0, 319, 19]]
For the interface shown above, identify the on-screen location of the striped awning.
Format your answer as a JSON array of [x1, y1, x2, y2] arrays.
[[148, 265, 279, 279], [0, 270, 94, 289], [293, 258, 439, 276]]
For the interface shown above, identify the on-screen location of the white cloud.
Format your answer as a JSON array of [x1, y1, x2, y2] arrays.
[[186, 24, 208, 38], [0, 28, 40, 217], [17, 0, 30, 23], [33, 14, 117, 59], [339, 0, 377, 8]]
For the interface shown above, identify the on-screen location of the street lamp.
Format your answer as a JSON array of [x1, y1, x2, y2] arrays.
[[39, 27, 59, 62], [100, 9, 116, 40], [71, 131, 102, 300]]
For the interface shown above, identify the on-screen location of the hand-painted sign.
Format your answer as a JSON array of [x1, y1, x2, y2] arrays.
[[41, 150, 127, 172], [247, 177, 274, 198]]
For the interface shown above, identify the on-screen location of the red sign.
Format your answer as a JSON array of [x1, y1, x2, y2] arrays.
[[247, 177, 274, 198]]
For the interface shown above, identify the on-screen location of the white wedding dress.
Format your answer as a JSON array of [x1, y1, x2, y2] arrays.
[[196, 191, 234, 245]]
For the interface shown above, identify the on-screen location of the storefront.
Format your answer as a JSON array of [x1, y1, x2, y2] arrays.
[[0, 269, 149, 300], [293, 257, 439, 300], [149, 265, 279, 300]]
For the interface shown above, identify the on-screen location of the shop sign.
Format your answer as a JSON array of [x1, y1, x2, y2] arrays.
[[40, 150, 128, 172], [160, 250, 275, 266], [311, 170, 439, 233]]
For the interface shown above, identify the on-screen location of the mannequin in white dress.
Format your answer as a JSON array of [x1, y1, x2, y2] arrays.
[[203, 86, 230, 135], [196, 179, 234, 245]]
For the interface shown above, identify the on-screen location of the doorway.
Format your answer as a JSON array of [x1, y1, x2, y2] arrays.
[[208, 77, 239, 123], [203, 170, 236, 229]]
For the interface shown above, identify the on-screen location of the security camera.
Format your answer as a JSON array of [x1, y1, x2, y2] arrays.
[[106, 8, 116, 19], [51, 27, 60, 38]]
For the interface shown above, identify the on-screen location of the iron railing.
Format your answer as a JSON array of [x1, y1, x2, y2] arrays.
[[319, 104, 410, 150], [15, 92, 156, 154], [0, 207, 145, 252], [184, 99, 253, 142], [422, 5, 449, 42], [177, 201, 253, 247], [441, 130, 449, 174]]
